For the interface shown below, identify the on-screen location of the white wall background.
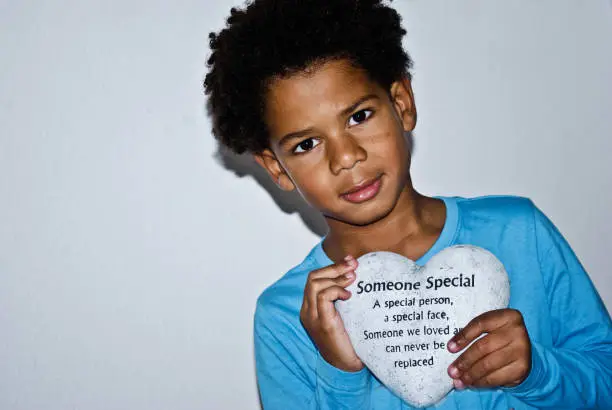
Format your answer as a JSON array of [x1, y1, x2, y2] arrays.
[[1, 1, 611, 409]]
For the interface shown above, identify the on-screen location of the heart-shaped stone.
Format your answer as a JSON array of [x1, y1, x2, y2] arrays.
[[335, 245, 510, 407]]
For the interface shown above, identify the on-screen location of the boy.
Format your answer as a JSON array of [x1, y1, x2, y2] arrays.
[[204, 1, 612, 408]]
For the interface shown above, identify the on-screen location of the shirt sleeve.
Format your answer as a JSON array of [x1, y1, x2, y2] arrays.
[[504, 204, 612, 408], [254, 299, 372, 410]]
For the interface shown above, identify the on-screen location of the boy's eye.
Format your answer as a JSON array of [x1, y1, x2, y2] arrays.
[[348, 109, 373, 126], [293, 138, 320, 154]]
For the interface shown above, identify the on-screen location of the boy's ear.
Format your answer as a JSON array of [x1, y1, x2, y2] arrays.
[[253, 149, 296, 192], [389, 76, 417, 132]]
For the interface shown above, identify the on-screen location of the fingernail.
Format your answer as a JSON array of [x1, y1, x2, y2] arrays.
[[344, 255, 353, 261], [448, 341, 458, 351], [453, 379, 465, 390], [345, 272, 355, 280], [345, 262, 357, 270], [448, 366, 459, 378]]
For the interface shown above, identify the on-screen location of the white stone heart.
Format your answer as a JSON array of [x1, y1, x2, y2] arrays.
[[335, 245, 510, 408]]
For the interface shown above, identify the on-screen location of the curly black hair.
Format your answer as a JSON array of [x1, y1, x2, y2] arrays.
[[204, 0, 413, 154]]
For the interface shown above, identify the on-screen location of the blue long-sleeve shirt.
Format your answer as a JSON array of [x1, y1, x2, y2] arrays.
[[254, 196, 612, 409]]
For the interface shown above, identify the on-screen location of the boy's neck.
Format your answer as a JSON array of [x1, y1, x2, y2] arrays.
[[322, 185, 446, 264]]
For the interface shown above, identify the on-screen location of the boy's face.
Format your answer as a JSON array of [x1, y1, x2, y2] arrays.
[[255, 58, 417, 227]]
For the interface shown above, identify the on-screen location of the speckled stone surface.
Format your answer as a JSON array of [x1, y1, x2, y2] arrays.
[[336, 245, 510, 408]]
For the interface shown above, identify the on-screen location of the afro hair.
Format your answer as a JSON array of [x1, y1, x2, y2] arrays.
[[204, 0, 413, 154]]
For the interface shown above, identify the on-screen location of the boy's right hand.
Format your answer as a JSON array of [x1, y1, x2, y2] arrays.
[[300, 255, 364, 372]]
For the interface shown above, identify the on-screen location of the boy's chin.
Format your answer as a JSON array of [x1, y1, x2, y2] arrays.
[[325, 205, 395, 227]]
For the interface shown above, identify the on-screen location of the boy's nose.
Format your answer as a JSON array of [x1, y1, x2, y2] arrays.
[[328, 133, 367, 175]]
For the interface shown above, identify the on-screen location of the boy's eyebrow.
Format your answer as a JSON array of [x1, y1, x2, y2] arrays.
[[339, 94, 379, 117], [278, 127, 316, 147], [277, 94, 380, 147]]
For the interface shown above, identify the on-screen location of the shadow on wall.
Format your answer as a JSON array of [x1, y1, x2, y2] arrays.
[[214, 131, 416, 239], [215, 145, 329, 237]]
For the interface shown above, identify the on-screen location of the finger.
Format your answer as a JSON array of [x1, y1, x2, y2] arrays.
[[448, 309, 511, 353], [452, 378, 466, 390], [312, 273, 357, 290], [303, 270, 357, 324], [301, 257, 358, 327], [457, 343, 516, 386], [448, 331, 512, 378], [344, 255, 358, 269], [308, 273, 356, 304], [470, 359, 528, 388], [317, 286, 352, 322], [309, 257, 358, 280], [306, 260, 357, 302]]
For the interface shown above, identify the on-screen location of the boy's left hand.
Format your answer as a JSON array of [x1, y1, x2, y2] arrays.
[[447, 308, 532, 389]]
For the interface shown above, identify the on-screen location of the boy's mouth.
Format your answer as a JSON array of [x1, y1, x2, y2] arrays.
[[340, 174, 383, 203]]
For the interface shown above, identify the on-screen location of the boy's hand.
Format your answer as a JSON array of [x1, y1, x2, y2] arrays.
[[300, 255, 364, 372], [447, 309, 531, 389]]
